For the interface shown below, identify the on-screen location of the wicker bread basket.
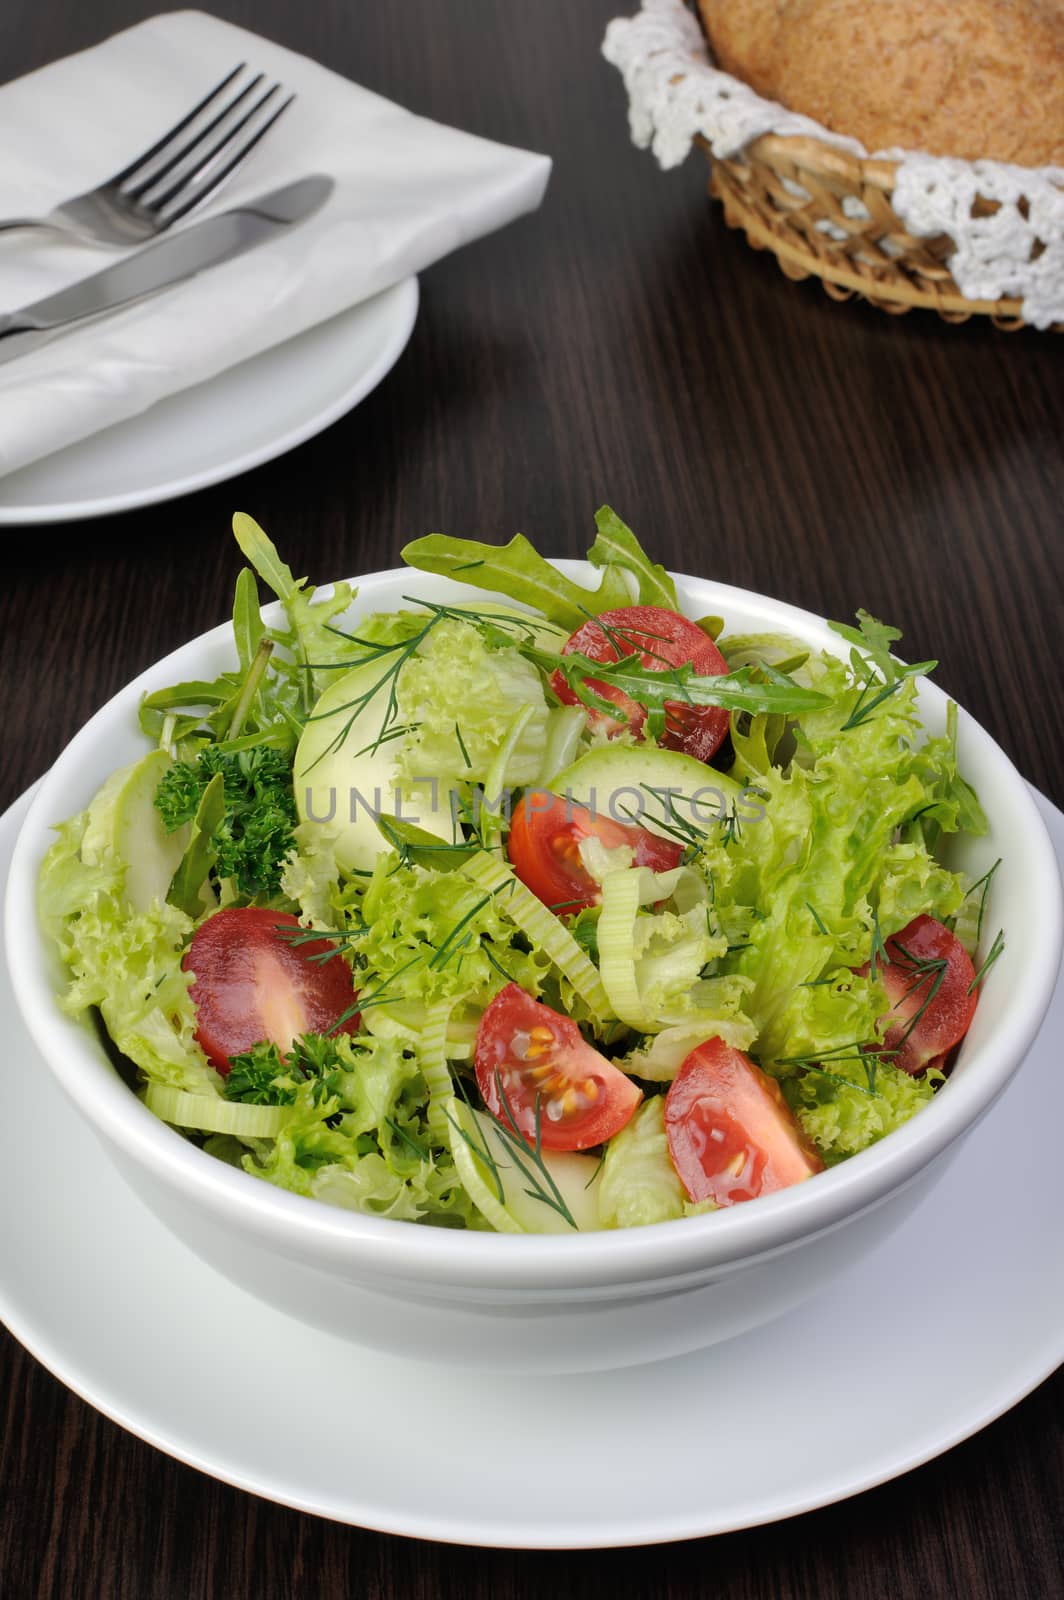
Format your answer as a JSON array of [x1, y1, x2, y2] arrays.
[[685, 9, 1062, 331], [701, 133, 1058, 330]]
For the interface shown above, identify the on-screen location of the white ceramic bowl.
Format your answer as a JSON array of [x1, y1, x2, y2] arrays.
[[7, 564, 1062, 1374]]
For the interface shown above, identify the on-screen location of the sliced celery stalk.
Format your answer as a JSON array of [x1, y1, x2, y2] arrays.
[[144, 1083, 292, 1138], [459, 851, 613, 1021]]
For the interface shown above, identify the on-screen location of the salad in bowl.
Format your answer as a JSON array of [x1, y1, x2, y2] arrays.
[[36, 509, 1004, 1235]]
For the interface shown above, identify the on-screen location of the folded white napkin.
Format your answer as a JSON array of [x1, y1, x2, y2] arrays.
[[0, 11, 551, 478]]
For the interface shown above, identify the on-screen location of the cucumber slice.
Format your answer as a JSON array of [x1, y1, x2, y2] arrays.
[[550, 745, 743, 844], [446, 1099, 604, 1233], [82, 749, 191, 913], [294, 658, 456, 872]]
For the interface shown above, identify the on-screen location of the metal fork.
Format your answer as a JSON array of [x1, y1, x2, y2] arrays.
[[0, 64, 295, 247]]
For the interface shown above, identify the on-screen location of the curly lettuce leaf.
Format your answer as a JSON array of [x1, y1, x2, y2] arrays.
[[632, 906, 728, 1025], [709, 652, 975, 1065], [394, 617, 551, 789], [352, 851, 547, 1014], [241, 1032, 483, 1226], [783, 1058, 943, 1166], [280, 822, 344, 928], [40, 808, 217, 1093], [598, 1097, 687, 1228], [59, 896, 215, 1093], [39, 813, 121, 948]]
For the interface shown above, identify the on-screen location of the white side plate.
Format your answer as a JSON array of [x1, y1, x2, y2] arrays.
[[0, 277, 418, 525], [0, 785, 1061, 1548]]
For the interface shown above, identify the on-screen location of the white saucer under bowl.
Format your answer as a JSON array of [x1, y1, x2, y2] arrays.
[[0, 278, 418, 525], [1, 784, 1061, 1548]]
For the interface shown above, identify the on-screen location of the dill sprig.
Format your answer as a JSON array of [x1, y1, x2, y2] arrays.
[[869, 908, 890, 979], [969, 928, 1005, 993], [957, 859, 1002, 948], [583, 1146, 608, 1190], [491, 1070, 579, 1228], [444, 1073, 580, 1228], [774, 1042, 887, 1097], [275, 923, 366, 963], [882, 938, 949, 1049], [300, 613, 446, 772], [445, 1080, 506, 1205], [829, 612, 935, 731], [384, 1116, 431, 1161], [623, 783, 718, 860], [483, 945, 517, 982], [721, 805, 744, 846]]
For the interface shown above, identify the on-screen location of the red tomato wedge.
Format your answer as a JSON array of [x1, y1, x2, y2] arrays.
[[665, 1038, 824, 1206], [475, 984, 642, 1151], [507, 791, 683, 914], [184, 908, 360, 1073], [858, 914, 978, 1076], [549, 605, 731, 762]]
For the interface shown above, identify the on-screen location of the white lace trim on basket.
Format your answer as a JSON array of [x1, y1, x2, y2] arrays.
[[603, 0, 1064, 328]]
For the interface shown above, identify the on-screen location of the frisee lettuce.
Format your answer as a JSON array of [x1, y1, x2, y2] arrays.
[[393, 617, 551, 789]]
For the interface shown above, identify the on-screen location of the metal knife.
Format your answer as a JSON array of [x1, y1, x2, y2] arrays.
[[0, 175, 334, 363]]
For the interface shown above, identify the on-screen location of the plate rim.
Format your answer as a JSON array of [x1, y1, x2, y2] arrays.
[[1, 781, 1061, 1549], [0, 277, 419, 526]]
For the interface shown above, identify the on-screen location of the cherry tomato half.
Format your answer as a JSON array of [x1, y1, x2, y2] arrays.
[[475, 984, 642, 1151], [506, 791, 683, 914], [184, 908, 361, 1073], [664, 1038, 824, 1206], [858, 914, 978, 1076], [549, 605, 731, 762]]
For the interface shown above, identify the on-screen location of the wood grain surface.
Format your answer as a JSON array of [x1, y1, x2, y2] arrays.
[[1, 2, 1061, 1595]]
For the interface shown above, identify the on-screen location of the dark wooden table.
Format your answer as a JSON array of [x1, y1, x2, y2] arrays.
[[2, 2, 1061, 1595]]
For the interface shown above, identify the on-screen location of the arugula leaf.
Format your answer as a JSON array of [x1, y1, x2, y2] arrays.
[[374, 812, 478, 873], [530, 647, 829, 716], [232, 513, 357, 709], [828, 611, 905, 683], [587, 506, 678, 610], [827, 610, 936, 731], [233, 566, 265, 676], [401, 532, 606, 631], [141, 680, 235, 712]]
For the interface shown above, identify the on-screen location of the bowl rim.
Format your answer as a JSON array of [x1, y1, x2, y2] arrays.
[[7, 560, 1063, 1293]]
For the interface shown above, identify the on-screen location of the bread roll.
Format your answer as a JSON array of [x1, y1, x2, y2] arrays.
[[697, 0, 1064, 166]]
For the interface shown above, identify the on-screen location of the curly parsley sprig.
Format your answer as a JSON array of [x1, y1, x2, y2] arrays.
[[154, 744, 297, 898]]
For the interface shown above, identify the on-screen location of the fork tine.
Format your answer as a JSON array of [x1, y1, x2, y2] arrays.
[[111, 63, 247, 187], [152, 91, 296, 224], [124, 72, 267, 201]]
